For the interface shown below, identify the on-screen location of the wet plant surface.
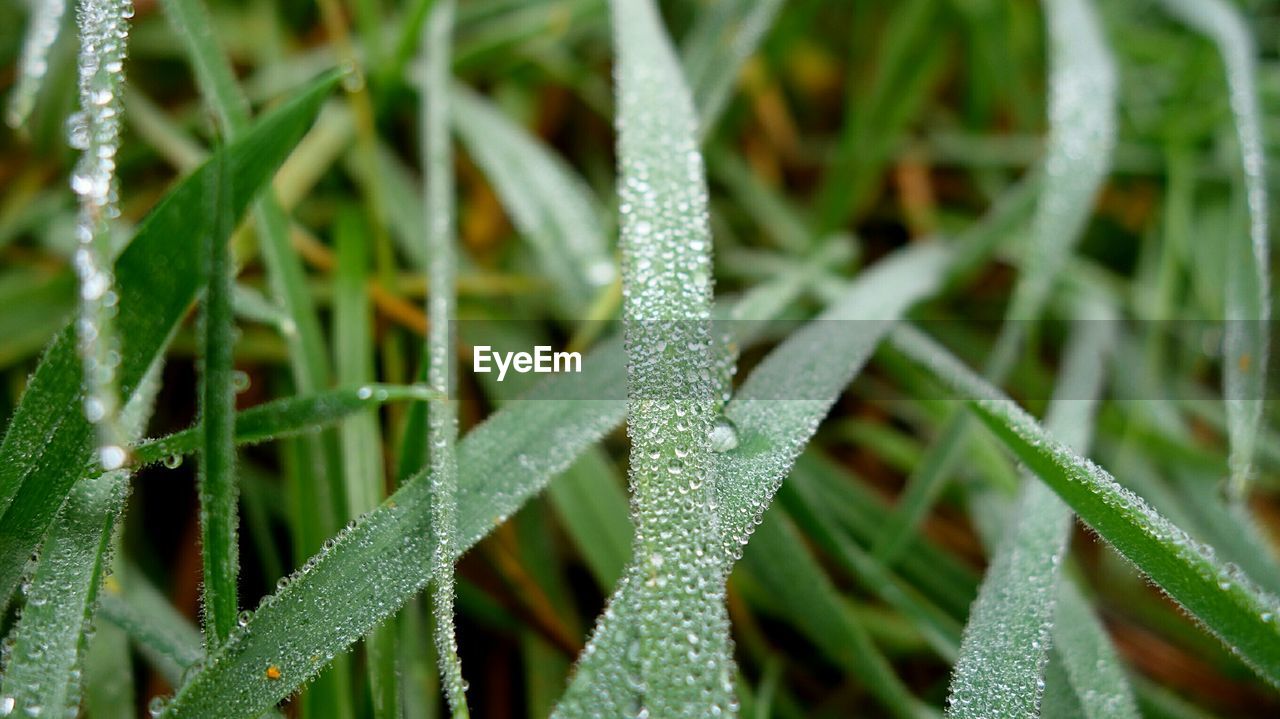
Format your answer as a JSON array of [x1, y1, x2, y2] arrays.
[[1, 0, 1280, 717]]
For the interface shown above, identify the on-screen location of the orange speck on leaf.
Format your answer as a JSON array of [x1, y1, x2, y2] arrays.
[[265, 665, 282, 681], [1240, 353, 1253, 372]]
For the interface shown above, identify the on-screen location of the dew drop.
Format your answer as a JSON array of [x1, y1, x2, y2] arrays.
[[708, 417, 738, 453]]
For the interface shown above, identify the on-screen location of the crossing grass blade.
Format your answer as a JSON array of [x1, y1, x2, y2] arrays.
[[158, 339, 627, 718], [889, 324, 1280, 686], [872, 0, 1117, 562], [1155, 0, 1269, 499], [0, 72, 337, 615], [155, 257, 845, 718], [946, 308, 1132, 718], [557, 242, 953, 715]]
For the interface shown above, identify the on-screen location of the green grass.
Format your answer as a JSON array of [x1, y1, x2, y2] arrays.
[[2, 0, 1279, 716]]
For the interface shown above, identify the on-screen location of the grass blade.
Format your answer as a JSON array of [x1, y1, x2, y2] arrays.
[[99, 567, 204, 687], [741, 510, 939, 719], [0, 358, 160, 717], [0, 73, 337, 613], [71, 0, 133, 489], [946, 309, 1123, 718], [1045, 580, 1139, 719], [0, 473, 128, 716], [7, 0, 68, 129], [160, 343, 627, 718], [1003, 0, 1116, 325], [889, 324, 1280, 686], [420, 1, 470, 714], [197, 138, 240, 649], [873, 0, 1117, 561], [680, 0, 786, 136], [82, 618, 135, 719], [557, 243, 952, 714], [589, 0, 734, 713], [160, 1, 349, 624], [1156, 0, 1269, 499], [131, 385, 437, 470], [450, 84, 614, 318], [546, 450, 631, 590], [333, 208, 398, 718]]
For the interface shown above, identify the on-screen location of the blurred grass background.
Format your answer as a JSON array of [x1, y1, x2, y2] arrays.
[[3, 0, 1280, 716]]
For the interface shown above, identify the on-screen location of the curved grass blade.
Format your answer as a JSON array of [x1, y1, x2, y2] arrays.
[[0, 73, 337, 614], [557, 243, 953, 716], [873, 0, 1116, 562], [450, 84, 614, 317], [946, 309, 1129, 718], [889, 324, 1280, 685], [1156, 0, 1269, 499], [420, 1, 469, 714], [7, 0, 68, 129]]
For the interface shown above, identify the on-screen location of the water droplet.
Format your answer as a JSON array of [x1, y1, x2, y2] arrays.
[[708, 417, 738, 452], [100, 444, 126, 470]]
